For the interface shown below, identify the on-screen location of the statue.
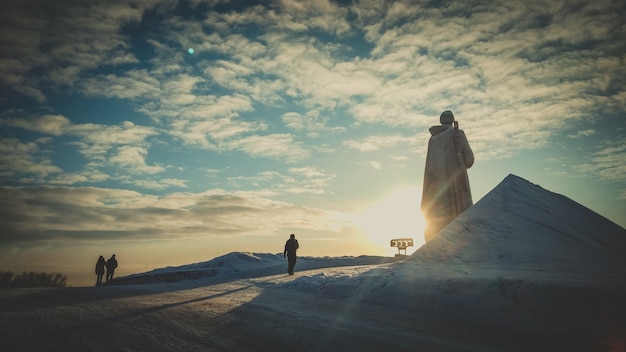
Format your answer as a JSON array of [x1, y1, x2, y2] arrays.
[[421, 110, 474, 242]]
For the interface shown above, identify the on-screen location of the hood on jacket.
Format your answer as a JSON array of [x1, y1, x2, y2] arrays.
[[429, 124, 452, 136]]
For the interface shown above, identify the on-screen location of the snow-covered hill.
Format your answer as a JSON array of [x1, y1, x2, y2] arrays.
[[2, 174, 625, 351], [412, 174, 626, 275], [117, 173, 626, 289], [112, 173, 626, 343], [342, 174, 626, 341], [113, 252, 396, 285]]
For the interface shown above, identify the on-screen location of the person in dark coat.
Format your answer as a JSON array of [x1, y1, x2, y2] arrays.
[[95, 255, 106, 285], [421, 110, 474, 242], [105, 254, 118, 283], [283, 234, 299, 275]]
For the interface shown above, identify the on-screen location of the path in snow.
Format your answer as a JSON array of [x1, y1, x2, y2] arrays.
[[0, 265, 612, 352]]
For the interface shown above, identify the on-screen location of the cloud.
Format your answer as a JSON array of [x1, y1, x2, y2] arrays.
[[1, 0, 625, 243], [25, 0, 619, 163], [367, 161, 382, 170], [288, 167, 325, 178], [0, 0, 151, 101], [124, 178, 185, 190], [282, 111, 327, 132], [225, 133, 309, 162], [2, 114, 162, 182], [570, 139, 626, 187], [567, 130, 597, 139], [0, 138, 62, 178], [4, 0, 625, 154], [0, 185, 350, 244], [590, 144, 626, 183], [109, 146, 165, 174], [209, 0, 351, 35], [80, 70, 161, 100], [226, 168, 334, 195], [343, 134, 416, 152], [3, 114, 71, 136]]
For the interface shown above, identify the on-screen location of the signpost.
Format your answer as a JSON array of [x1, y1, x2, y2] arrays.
[[390, 238, 413, 256]]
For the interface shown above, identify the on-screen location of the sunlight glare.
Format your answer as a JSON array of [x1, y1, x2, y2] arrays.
[[355, 187, 425, 255]]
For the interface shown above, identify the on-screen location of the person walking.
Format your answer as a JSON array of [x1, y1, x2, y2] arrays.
[[421, 110, 474, 242], [95, 255, 106, 285], [105, 254, 118, 283], [283, 234, 299, 275]]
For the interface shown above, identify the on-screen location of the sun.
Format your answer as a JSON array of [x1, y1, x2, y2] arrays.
[[355, 186, 425, 255]]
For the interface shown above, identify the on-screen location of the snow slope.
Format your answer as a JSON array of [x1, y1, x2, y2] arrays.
[[1, 174, 625, 351], [113, 252, 396, 285], [282, 174, 626, 345], [113, 173, 626, 346], [412, 174, 626, 275]]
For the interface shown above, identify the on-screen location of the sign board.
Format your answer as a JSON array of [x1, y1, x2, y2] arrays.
[[390, 238, 413, 249]]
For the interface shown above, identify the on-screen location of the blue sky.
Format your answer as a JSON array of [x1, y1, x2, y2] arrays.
[[1, 0, 624, 284]]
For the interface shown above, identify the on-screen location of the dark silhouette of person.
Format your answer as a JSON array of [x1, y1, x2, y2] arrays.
[[95, 255, 106, 285], [421, 110, 474, 242], [105, 254, 118, 283], [283, 234, 299, 275]]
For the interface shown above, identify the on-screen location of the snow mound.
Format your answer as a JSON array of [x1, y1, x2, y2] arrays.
[[112, 252, 395, 285], [409, 174, 626, 275], [103, 174, 625, 340], [335, 174, 626, 335]]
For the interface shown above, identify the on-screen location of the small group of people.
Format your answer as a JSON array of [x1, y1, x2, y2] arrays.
[[95, 254, 118, 285]]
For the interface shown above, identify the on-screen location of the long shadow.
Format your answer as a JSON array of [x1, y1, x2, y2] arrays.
[[0, 274, 251, 314], [76, 283, 256, 330], [209, 277, 625, 352], [0, 256, 397, 315]]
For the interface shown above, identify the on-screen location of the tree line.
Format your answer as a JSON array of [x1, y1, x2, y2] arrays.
[[0, 271, 67, 288]]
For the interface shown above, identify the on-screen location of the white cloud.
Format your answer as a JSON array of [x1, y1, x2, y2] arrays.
[[1, 0, 625, 244], [367, 161, 382, 170], [568, 130, 597, 139], [591, 144, 626, 183], [0, 185, 350, 243], [109, 146, 165, 174], [2, 115, 162, 181], [343, 134, 416, 153], [4, 114, 71, 136], [0, 0, 151, 101], [227, 168, 333, 195], [0, 138, 62, 178], [80, 70, 161, 100], [288, 167, 325, 178], [281, 110, 330, 132], [226, 133, 309, 162]]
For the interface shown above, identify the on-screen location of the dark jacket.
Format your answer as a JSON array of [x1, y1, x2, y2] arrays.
[[95, 257, 106, 275], [105, 257, 118, 271], [284, 238, 299, 257]]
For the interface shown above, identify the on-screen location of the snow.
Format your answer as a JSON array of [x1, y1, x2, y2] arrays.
[[113, 252, 396, 285], [1, 174, 625, 351]]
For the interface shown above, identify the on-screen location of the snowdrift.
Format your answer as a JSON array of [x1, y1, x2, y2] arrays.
[[412, 174, 626, 275], [342, 174, 626, 337], [113, 252, 395, 285], [112, 174, 626, 339], [4, 174, 624, 351]]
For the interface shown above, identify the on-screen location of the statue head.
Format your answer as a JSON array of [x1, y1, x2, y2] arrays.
[[440, 110, 455, 125]]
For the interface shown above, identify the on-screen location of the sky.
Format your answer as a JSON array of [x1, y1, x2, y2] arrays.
[[0, 0, 625, 284]]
